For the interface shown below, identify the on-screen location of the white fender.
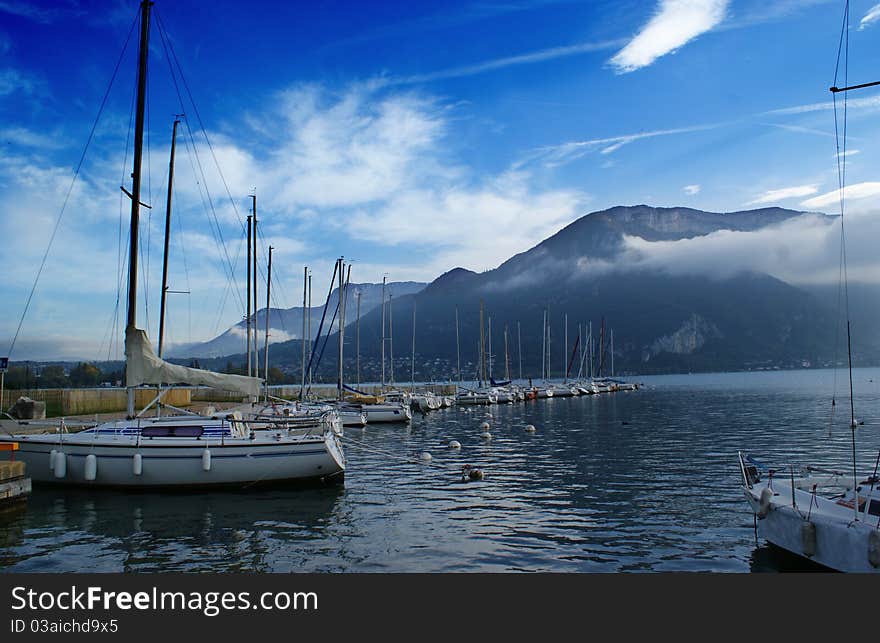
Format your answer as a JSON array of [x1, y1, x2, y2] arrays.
[[53, 451, 67, 479], [84, 454, 97, 481], [757, 487, 773, 517], [133, 453, 143, 476], [800, 521, 816, 557], [49, 449, 58, 471], [869, 530, 880, 568], [202, 448, 212, 472]]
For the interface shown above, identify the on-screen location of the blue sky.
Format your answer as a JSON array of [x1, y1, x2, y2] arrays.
[[2, 0, 880, 360]]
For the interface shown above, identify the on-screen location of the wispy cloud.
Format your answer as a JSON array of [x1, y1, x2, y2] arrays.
[[859, 3, 880, 30], [387, 39, 623, 86], [0, 126, 65, 149], [801, 182, 880, 209], [748, 185, 818, 205], [0, 0, 80, 23], [764, 94, 880, 116], [683, 184, 701, 195], [764, 122, 834, 138], [609, 0, 729, 73], [0, 68, 38, 96], [526, 122, 720, 167]]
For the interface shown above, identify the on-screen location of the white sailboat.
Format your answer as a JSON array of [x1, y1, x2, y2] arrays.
[[739, 5, 879, 572], [1, 1, 344, 488]]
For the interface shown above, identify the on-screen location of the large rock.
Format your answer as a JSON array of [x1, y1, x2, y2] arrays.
[[10, 396, 46, 420]]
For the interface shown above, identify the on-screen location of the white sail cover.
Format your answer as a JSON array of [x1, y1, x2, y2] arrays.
[[125, 327, 262, 397]]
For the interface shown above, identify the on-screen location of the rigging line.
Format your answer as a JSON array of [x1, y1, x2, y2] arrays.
[[155, 9, 245, 232], [5, 9, 139, 359], [99, 77, 137, 364], [153, 18, 244, 317], [829, 0, 850, 429]]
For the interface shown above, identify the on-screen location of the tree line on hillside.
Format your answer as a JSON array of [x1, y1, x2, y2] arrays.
[[2, 363, 124, 389]]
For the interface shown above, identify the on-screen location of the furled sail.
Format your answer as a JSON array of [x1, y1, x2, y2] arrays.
[[125, 327, 262, 397]]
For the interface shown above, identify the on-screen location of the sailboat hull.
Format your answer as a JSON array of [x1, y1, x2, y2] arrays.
[[7, 434, 345, 489]]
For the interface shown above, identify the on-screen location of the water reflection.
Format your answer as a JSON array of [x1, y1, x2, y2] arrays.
[[3, 368, 880, 572]]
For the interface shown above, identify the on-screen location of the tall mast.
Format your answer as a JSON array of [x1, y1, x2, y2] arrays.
[[517, 321, 522, 381], [479, 300, 485, 387], [589, 322, 593, 380], [337, 259, 348, 401], [263, 246, 273, 400], [488, 315, 492, 381], [307, 271, 312, 388], [356, 290, 361, 388], [246, 214, 252, 377], [300, 266, 307, 400], [251, 193, 258, 378], [125, 0, 153, 418], [564, 314, 568, 383], [504, 325, 510, 382], [455, 306, 461, 385], [157, 118, 180, 359], [411, 300, 416, 390], [389, 293, 394, 386], [546, 309, 551, 381], [610, 328, 614, 378], [541, 309, 546, 381], [380, 275, 386, 388]]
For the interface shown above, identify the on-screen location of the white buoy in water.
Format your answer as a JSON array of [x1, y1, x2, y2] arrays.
[[202, 448, 212, 472], [480, 421, 490, 431], [449, 440, 461, 449], [481, 431, 492, 441], [54, 452, 67, 479], [525, 424, 536, 433], [84, 454, 97, 481], [49, 449, 58, 471], [421, 451, 433, 462], [133, 453, 143, 476]]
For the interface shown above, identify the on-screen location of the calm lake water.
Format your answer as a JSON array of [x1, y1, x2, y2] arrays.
[[4, 368, 880, 573]]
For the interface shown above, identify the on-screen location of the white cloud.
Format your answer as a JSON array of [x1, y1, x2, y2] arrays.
[[1, 83, 587, 358], [800, 182, 880, 209], [859, 3, 880, 30], [683, 184, 701, 195], [389, 39, 624, 85], [527, 122, 719, 167], [765, 94, 880, 116], [747, 184, 818, 205], [609, 0, 729, 73]]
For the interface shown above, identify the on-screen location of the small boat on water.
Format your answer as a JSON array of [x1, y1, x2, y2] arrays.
[[738, 6, 879, 572], [456, 390, 496, 405], [739, 453, 880, 572], [0, 1, 346, 489]]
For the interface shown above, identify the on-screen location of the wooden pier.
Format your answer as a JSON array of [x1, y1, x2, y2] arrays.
[[0, 443, 31, 509]]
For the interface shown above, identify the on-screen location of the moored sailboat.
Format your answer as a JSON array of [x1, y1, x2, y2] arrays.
[[0, 1, 344, 488]]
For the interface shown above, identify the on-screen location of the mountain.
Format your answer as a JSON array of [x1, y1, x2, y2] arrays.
[[170, 280, 425, 359], [200, 205, 880, 380]]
